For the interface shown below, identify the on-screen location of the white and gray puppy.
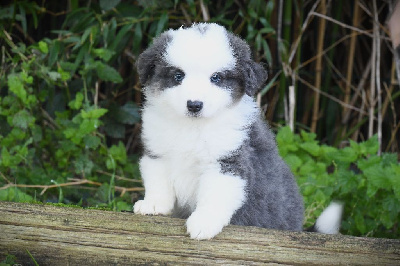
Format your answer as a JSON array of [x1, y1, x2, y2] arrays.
[[134, 23, 342, 240]]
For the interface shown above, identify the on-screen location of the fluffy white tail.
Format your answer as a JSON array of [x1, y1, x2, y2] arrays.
[[314, 202, 344, 234]]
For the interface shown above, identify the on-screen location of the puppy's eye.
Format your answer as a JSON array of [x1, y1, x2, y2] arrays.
[[174, 71, 185, 82], [210, 73, 221, 83]]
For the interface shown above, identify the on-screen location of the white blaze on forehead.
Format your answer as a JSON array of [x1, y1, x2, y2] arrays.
[[164, 23, 236, 73]]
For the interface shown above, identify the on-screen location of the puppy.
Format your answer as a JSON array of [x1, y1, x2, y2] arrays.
[[134, 23, 342, 240]]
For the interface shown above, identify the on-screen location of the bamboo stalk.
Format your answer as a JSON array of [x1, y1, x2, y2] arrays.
[[320, 0, 342, 143], [342, 58, 372, 125], [311, 0, 326, 133], [342, 0, 360, 133]]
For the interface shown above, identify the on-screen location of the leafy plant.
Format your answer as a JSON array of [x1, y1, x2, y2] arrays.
[[277, 126, 400, 238], [0, 1, 145, 210]]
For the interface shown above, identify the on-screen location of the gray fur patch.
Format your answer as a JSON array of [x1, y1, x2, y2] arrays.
[[136, 33, 173, 87], [226, 32, 268, 96], [219, 118, 304, 231]]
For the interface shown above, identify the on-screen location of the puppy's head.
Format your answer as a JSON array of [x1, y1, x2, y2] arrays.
[[137, 23, 267, 118]]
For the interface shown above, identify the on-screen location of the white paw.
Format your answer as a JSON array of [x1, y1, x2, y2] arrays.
[[133, 199, 173, 215], [186, 211, 226, 240]]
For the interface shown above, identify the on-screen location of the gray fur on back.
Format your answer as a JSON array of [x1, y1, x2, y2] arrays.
[[219, 119, 304, 231]]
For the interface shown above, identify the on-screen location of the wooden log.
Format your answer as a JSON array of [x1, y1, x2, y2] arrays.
[[0, 201, 399, 265]]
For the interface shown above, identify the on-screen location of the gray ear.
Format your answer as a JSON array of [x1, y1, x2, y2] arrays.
[[226, 32, 268, 96], [244, 61, 268, 96], [136, 33, 172, 86]]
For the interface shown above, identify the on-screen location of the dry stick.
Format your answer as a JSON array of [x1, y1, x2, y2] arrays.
[[0, 172, 11, 184], [373, 0, 382, 155], [343, 0, 360, 138], [310, 11, 374, 38], [199, 0, 210, 21], [289, 85, 295, 131], [96, 170, 142, 183], [311, 0, 326, 133], [94, 81, 99, 107], [369, 2, 377, 140], [180, 5, 192, 24], [0, 179, 144, 196]]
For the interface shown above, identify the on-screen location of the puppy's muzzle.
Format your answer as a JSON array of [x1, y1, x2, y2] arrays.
[[187, 100, 203, 114]]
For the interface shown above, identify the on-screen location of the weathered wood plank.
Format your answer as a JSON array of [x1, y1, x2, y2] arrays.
[[0, 201, 399, 265]]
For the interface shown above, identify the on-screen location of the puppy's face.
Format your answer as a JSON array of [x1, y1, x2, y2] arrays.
[[137, 23, 267, 118]]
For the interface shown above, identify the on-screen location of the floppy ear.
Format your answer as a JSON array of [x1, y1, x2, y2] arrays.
[[136, 33, 172, 86], [226, 32, 268, 96], [244, 61, 268, 96]]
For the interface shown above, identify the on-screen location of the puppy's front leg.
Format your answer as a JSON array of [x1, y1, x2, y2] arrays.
[[186, 171, 246, 240], [134, 156, 175, 215]]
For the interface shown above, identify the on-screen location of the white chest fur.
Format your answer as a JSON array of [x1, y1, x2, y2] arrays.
[[141, 95, 257, 210]]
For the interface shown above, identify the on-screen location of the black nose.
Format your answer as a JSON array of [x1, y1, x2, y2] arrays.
[[187, 100, 203, 113]]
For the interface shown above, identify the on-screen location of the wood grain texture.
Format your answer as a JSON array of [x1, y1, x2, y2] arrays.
[[0, 201, 399, 265]]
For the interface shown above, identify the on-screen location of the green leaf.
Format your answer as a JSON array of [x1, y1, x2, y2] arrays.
[[0, 187, 34, 202], [116, 201, 132, 211], [20, 72, 33, 84], [132, 23, 142, 53], [361, 135, 379, 155], [116, 102, 140, 125], [57, 67, 71, 81], [48, 40, 61, 66], [108, 142, 127, 164], [7, 74, 27, 103], [93, 48, 115, 62], [81, 108, 108, 119], [260, 74, 278, 96], [276, 126, 298, 156], [74, 153, 94, 175], [48, 71, 61, 81], [109, 24, 133, 51], [156, 12, 169, 36], [12, 109, 35, 129], [95, 62, 122, 83], [100, 0, 121, 11], [330, 147, 358, 163], [363, 166, 391, 190], [103, 120, 125, 138], [380, 212, 394, 229], [0, 147, 11, 167], [284, 154, 302, 172], [79, 119, 97, 135], [299, 160, 316, 177], [68, 92, 84, 110], [83, 135, 101, 149], [38, 41, 49, 54], [389, 164, 400, 199], [354, 211, 367, 234], [300, 142, 320, 157]]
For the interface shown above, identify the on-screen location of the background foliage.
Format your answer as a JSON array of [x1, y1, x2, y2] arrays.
[[0, 0, 399, 238]]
